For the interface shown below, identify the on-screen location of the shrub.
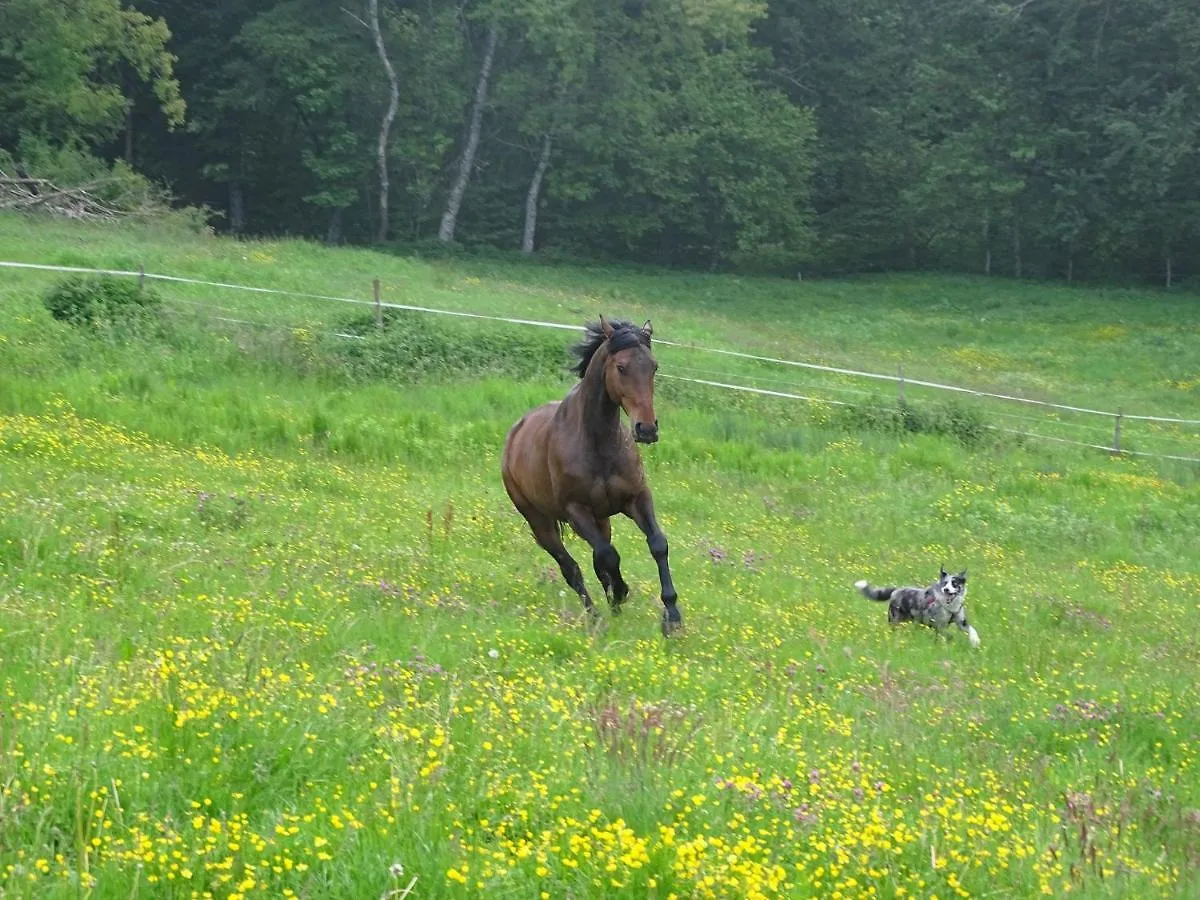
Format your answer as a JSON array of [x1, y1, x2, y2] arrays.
[[916, 400, 988, 447], [43, 275, 163, 327], [835, 398, 989, 447], [335, 308, 567, 382]]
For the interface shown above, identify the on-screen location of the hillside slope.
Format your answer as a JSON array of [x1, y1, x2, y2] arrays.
[[1, 215, 1198, 897]]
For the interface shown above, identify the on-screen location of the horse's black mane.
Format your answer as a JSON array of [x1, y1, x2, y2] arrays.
[[570, 319, 649, 378]]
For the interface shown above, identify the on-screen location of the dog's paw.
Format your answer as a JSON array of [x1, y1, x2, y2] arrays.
[[968, 626, 981, 648], [854, 580, 868, 590]]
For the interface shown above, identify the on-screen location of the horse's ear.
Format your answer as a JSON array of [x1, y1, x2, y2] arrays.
[[599, 316, 614, 339], [641, 319, 653, 337]]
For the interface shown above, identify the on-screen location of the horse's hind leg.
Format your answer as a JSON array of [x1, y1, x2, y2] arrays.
[[591, 518, 613, 602], [518, 505, 596, 616], [592, 518, 629, 612]]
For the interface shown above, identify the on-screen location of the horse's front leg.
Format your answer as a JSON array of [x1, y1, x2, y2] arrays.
[[592, 517, 629, 612], [564, 504, 626, 615], [626, 490, 681, 636]]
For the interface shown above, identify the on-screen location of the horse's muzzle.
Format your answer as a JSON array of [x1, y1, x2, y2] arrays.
[[633, 420, 659, 444]]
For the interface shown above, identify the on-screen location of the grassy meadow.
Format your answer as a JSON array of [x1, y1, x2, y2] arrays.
[[1, 214, 1199, 898]]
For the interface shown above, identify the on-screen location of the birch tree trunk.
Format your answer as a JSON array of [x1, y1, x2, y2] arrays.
[[521, 132, 553, 254], [982, 213, 990, 275], [1012, 204, 1022, 278], [368, 0, 399, 244], [229, 182, 245, 236], [438, 24, 499, 244], [124, 105, 134, 163], [326, 207, 344, 245]]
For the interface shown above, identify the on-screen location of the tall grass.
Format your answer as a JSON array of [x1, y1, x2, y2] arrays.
[[1, 215, 1198, 898]]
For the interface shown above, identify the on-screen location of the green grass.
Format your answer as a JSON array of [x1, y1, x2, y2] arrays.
[[1, 213, 1199, 898]]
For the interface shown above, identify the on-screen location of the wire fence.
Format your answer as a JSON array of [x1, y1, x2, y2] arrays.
[[3, 258, 1198, 465]]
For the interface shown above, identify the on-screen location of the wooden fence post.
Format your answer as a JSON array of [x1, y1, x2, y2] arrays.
[[898, 365, 905, 406], [137, 264, 145, 292], [373, 277, 382, 329], [1112, 410, 1123, 455]]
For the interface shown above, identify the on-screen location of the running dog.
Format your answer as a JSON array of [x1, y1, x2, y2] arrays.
[[854, 568, 979, 647]]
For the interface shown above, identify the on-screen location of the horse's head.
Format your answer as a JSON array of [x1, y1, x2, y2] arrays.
[[600, 316, 659, 443]]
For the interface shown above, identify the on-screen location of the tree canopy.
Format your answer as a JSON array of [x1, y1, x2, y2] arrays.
[[0, 0, 184, 149], [2, 0, 1198, 283]]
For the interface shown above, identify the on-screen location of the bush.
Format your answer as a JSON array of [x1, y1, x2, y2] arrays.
[[334, 308, 568, 382], [911, 400, 988, 447], [43, 275, 163, 327], [835, 398, 989, 447]]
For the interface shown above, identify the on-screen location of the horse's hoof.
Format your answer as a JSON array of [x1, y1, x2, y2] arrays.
[[660, 611, 683, 637]]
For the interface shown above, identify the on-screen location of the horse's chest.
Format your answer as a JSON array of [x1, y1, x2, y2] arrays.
[[551, 439, 641, 517], [588, 474, 637, 515]]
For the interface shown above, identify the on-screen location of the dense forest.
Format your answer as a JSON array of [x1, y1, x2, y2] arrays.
[[1, 0, 1198, 283]]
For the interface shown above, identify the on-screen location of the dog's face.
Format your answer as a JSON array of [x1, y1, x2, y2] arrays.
[[935, 568, 968, 601]]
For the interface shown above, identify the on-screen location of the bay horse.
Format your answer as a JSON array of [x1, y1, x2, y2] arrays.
[[501, 317, 681, 635]]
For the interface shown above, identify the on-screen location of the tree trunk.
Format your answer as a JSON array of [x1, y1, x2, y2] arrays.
[[1066, 251, 1073, 283], [438, 24, 499, 244], [368, 0, 399, 244], [1012, 205, 1022, 278], [521, 133, 553, 254], [229, 182, 246, 236], [982, 214, 991, 275], [1166, 253, 1172, 289], [325, 207, 345, 245], [124, 105, 134, 164]]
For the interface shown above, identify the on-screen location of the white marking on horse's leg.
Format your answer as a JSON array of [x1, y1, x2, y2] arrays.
[[968, 626, 980, 648]]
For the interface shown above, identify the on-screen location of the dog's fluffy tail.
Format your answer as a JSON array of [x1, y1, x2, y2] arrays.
[[855, 579, 894, 602]]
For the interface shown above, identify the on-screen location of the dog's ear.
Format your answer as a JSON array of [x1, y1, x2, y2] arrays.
[[958, 568, 968, 581], [940, 566, 948, 578]]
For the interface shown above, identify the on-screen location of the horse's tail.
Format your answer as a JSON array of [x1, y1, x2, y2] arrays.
[[855, 580, 894, 602]]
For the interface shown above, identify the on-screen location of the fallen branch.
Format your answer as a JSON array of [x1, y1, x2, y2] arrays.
[[0, 176, 132, 221]]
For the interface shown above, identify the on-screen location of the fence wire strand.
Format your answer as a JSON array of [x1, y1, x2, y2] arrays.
[[5, 259, 1198, 463]]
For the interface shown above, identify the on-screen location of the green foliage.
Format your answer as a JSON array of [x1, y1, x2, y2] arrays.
[[836, 399, 989, 447], [335, 308, 568, 382], [0, 0, 183, 149], [534, 2, 815, 268], [760, 0, 1200, 282], [221, 1, 375, 231], [42, 274, 162, 327], [3, 0, 1200, 280]]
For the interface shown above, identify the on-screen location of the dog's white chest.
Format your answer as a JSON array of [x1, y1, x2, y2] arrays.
[[928, 606, 954, 628], [926, 599, 962, 629]]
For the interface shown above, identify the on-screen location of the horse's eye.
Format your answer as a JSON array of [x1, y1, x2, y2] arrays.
[[617, 365, 627, 375]]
